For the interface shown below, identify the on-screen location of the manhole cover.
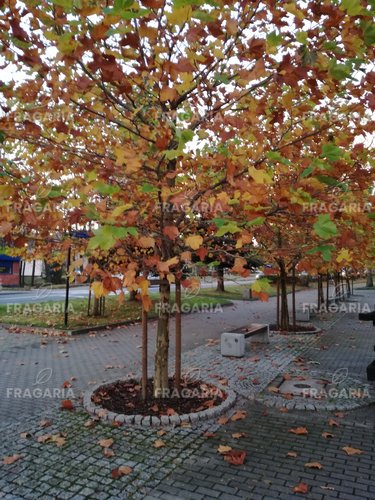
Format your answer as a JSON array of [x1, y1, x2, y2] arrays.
[[278, 378, 328, 397]]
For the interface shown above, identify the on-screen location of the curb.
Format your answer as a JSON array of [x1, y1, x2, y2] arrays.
[[83, 377, 237, 427]]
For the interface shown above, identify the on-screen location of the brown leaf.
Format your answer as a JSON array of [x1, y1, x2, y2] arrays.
[[39, 419, 52, 428], [60, 399, 74, 411], [84, 419, 96, 428], [293, 483, 309, 494], [287, 451, 298, 458], [342, 446, 363, 456], [328, 419, 339, 427], [202, 432, 216, 438], [217, 416, 229, 425], [231, 410, 246, 422], [20, 432, 32, 439], [111, 465, 133, 478], [153, 439, 165, 448], [288, 427, 308, 435], [37, 434, 52, 443], [268, 386, 280, 393], [51, 434, 66, 447], [232, 432, 247, 439], [3, 454, 22, 465], [103, 448, 115, 458], [156, 429, 166, 437], [223, 449, 246, 465], [62, 380, 72, 388], [322, 432, 334, 439], [98, 438, 114, 448], [304, 461, 323, 469]]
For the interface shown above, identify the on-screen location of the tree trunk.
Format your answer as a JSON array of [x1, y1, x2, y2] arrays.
[[154, 280, 170, 398], [93, 296, 100, 316], [366, 269, 373, 288], [278, 260, 289, 331], [216, 267, 225, 292], [128, 290, 137, 301]]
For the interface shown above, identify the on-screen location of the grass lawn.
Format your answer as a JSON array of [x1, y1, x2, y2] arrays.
[[197, 283, 307, 301], [0, 293, 232, 330]]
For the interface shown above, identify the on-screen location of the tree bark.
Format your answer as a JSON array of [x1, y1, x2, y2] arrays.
[[366, 269, 373, 288], [278, 260, 289, 331], [128, 290, 137, 301], [141, 305, 148, 401], [93, 296, 100, 316], [154, 280, 170, 398], [175, 278, 181, 392], [216, 267, 225, 292]]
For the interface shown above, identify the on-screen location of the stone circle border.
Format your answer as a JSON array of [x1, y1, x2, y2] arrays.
[[83, 377, 237, 427], [270, 324, 322, 335]]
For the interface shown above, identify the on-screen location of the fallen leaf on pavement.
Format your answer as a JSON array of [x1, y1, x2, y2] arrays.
[[39, 419, 52, 428], [342, 446, 363, 456], [111, 465, 132, 478], [293, 483, 309, 494], [217, 416, 229, 425], [84, 419, 96, 428], [268, 386, 280, 393], [287, 451, 298, 458], [3, 454, 22, 465], [232, 432, 247, 439], [223, 449, 246, 465], [20, 432, 31, 439], [153, 439, 165, 448], [37, 434, 52, 443], [304, 462, 323, 469], [203, 432, 216, 438], [103, 448, 115, 458], [231, 410, 246, 421], [157, 430, 166, 437], [328, 419, 339, 427], [289, 427, 308, 435], [98, 438, 114, 448], [322, 432, 334, 439], [60, 399, 74, 411], [217, 445, 232, 454]]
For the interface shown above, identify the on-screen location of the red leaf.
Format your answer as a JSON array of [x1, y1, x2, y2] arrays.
[[223, 450, 246, 465], [60, 399, 74, 411]]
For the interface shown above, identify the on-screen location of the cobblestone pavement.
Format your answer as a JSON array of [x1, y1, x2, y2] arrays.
[[0, 287, 374, 499]]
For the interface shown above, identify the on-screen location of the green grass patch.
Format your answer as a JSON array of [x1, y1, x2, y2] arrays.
[[0, 293, 232, 330]]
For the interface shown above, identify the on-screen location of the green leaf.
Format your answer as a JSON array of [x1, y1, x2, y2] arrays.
[[95, 182, 120, 195], [267, 31, 283, 47], [214, 73, 231, 84], [315, 175, 340, 186], [120, 9, 151, 19], [362, 21, 375, 45], [266, 151, 290, 165], [329, 60, 352, 81], [313, 214, 338, 240], [246, 216, 265, 227], [51, 0, 74, 8], [340, 0, 366, 16], [164, 149, 183, 160], [321, 143, 343, 162], [301, 165, 314, 178], [296, 31, 308, 44], [0, 131, 5, 143], [251, 277, 272, 294], [141, 183, 157, 193], [173, 0, 202, 5], [307, 244, 335, 262], [88, 225, 137, 251], [215, 222, 241, 237]]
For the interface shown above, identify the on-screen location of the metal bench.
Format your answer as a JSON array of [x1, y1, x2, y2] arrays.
[[221, 323, 269, 357]]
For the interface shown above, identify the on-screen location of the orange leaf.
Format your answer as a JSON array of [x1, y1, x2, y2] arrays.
[[217, 416, 229, 425], [322, 432, 334, 439], [163, 225, 179, 241], [231, 410, 247, 422], [217, 445, 232, 454], [328, 419, 339, 427], [160, 86, 177, 102], [60, 399, 74, 411], [3, 454, 22, 465], [153, 439, 165, 448], [289, 427, 308, 435], [293, 483, 309, 494], [287, 451, 298, 458], [232, 432, 247, 439]]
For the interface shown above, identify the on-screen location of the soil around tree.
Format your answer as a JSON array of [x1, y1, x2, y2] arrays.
[[269, 323, 320, 333], [91, 378, 226, 416]]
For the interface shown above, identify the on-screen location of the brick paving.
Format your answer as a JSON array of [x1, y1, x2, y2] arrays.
[[0, 286, 374, 499]]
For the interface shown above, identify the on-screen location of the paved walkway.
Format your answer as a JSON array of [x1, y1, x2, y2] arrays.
[[0, 287, 374, 499]]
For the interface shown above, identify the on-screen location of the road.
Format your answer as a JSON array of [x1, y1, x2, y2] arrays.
[[0, 277, 257, 305]]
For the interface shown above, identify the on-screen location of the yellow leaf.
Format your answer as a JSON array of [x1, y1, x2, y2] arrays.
[[248, 166, 273, 184], [91, 282, 110, 299], [186, 234, 203, 250], [138, 277, 150, 296], [217, 445, 232, 454], [166, 5, 192, 26], [336, 249, 352, 263]]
